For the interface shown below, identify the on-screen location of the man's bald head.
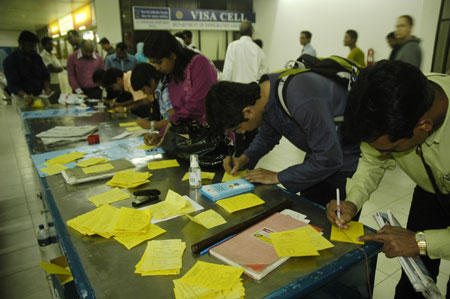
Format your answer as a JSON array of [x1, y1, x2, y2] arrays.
[[239, 21, 253, 37], [81, 39, 94, 58]]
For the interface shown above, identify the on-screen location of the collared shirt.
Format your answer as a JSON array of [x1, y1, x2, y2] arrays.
[[3, 50, 50, 95], [347, 47, 366, 67], [222, 36, 268, 83], [155, 76, 172, 120], [346, 73, 450, 260], [122, 71, 146, 101], [67, 50, 104, 90], [244, 72, 359, 193], [105, 53, 137, 72], [302, 43, 317, 57], [40, 49, 63, 84]]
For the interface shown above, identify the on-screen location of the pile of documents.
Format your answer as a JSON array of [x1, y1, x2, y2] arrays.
[[40, 152, 86, 175], [270, 225, 334, 257], [148, 189, 195, 220], [186, 210, 226, 229], [173, 261, 245, 299], [216, 193, 265, 213], [147, 159, 180, 170], [106, 169, 152, 189], [88, 188, 130, 207], [135, 239, 186, 276], [66, 205, 166, 249], [36, 125, 97, 146], [77, 157, 109, 167]]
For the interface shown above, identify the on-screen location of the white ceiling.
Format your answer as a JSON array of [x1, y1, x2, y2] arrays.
[[0, 0, 90, 31]]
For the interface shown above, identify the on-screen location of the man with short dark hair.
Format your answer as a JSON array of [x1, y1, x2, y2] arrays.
[[66, 30, 82, 51], [300, 31, 316, 57], [40, 37, 63, 103], [326, 60, 450, 298], [394, 15, 422, 68], [386, 32, 399, 60], [3, 31, 51, 108], [205, 71, 360, 206], [105, 42, 137, 72], [99, 37, 115, 57], [222, 21, 267, 83], [344, 29, 365, 66], [67, 39, 104, 99]]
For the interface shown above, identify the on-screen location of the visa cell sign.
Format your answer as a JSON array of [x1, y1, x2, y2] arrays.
[[133, 7, 255, 30]]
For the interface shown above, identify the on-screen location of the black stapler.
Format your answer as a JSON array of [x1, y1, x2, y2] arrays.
[[132, 189, 161, 208]]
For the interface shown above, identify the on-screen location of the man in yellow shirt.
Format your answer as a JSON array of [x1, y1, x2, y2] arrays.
[[344, 30, 365, 67], [326, 60, 449, 298]]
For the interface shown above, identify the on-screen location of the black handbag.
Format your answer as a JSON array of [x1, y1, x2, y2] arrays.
[[161, 119, 232, 168]]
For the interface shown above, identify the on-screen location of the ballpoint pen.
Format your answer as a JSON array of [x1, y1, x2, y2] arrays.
[[336, 188, 341, 228]]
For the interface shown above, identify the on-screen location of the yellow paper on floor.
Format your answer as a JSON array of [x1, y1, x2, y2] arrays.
[[177, 261, 244, 291], [113, 207, 151, 234], [106, 169, 151, 189], [114, 223, 166, 250], [186, 210, 226, 229], [119, 121, 138, 127], [147, 159, 180, 170], [77, 157, 109, 167], [270, 228, 319, 257], [221, 170, 247, 182], [43, 152, 86, 165], [181, 171, 215, 181], [136, 144, 156, 150], [135, 240, 186, 276], [297, 225, 334, 251], [126, 126, 143, 131], [82, 163, 114, 174], [330, 221, 365, 244], [40, 164, 68, 175], [39, 262, 72, 275], [148, 189, 195, 220], [88, 188, 130, 207], [216, 193, 264, 213]]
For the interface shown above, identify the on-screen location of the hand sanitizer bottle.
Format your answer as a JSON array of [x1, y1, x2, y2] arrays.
[[189, 154, 202, 189]]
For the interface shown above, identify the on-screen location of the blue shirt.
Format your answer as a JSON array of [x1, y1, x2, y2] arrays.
[[154, 76, 172, 119], [3, 50, 50, 95], [105, 53, 137, 72], [244, 72, 360, 193]]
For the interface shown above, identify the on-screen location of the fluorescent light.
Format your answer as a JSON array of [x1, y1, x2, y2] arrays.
[[79, 26, 86, 30]]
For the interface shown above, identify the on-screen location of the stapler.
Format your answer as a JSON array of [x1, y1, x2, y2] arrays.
[[132, 189, 161, 208]]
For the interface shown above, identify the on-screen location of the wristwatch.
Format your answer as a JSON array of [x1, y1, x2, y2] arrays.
[[415, 231, 427, 256]]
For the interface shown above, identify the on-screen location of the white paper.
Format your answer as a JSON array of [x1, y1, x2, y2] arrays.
[[36, 125, 97, 138], [112, 131, 132, 140]]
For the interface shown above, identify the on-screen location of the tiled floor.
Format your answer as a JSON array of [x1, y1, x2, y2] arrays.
[[0, 104, 448, 298]]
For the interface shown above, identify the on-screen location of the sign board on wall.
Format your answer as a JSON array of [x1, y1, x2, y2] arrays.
[[133, 7, 255, 30]]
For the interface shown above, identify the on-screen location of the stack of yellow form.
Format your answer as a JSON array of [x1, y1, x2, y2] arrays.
[[173, 261, 245, 299], [88, 188, 130, 207], [66, 205, 165, 249], [135, 239, 186, 276], [216, 193, 265, 213], [106, 169, 152, 189], [43, 152, 86, 165], [77, 157, 109, 167], [148, 189, 195, 220]]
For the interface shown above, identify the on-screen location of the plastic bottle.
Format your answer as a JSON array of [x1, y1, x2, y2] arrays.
[[48, 222, 57, 243], [37, 224, 50, 246], [189, 154, 202, 188]]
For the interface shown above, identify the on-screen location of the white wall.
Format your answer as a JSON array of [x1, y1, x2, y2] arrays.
[[0, 30, 22, 47], [94, 0, 122, 44], [254, 0, 441, 72]]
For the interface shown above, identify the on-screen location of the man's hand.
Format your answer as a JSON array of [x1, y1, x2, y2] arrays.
[[24, 95, 34, 106], [143, 133, 161, 145], [223, 155, 249, 175], [44, 87, 52, 95], [242, 168, 279, 184], [359, 226, 419, 258], [326, 200, 357, 228]]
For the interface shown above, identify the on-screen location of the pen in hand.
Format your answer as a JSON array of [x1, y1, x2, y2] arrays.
[[336, 188, 341, 228]]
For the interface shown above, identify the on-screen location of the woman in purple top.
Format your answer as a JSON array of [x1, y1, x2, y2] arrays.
[[142, 31, 217, 145]]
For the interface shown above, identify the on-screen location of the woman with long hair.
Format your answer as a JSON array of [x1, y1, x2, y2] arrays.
[[141, 31, 217, 145]]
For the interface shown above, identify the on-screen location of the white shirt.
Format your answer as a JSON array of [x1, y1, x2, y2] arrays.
[[222, 36, 268, 83], [302, 43, 316, 57], [40, 50, 63, 84]]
